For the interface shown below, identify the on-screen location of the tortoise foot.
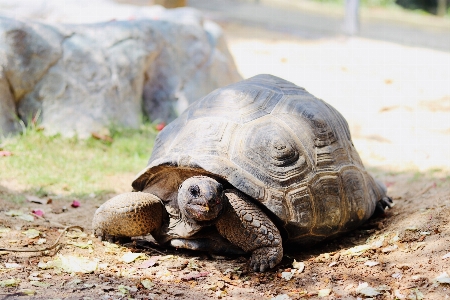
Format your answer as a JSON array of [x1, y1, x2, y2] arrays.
[[250, 246, 283, 272], [375, 196, 394, 215]]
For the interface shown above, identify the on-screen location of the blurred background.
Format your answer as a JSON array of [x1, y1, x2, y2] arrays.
[[0, 0, 449, 196]]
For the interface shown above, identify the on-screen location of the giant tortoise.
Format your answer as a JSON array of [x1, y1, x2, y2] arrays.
[[93, 74, 392, 271]]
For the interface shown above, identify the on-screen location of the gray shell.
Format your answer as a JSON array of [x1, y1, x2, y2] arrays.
[[133, 74, 382, 244]]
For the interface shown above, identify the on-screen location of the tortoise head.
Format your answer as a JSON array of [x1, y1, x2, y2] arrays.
[[178, 176, 225, 222]]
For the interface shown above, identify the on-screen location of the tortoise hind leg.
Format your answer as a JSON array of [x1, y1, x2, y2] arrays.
[[92, 192, 163, 240], [375, 196, 394, 215], [372, 178, 394, 215]]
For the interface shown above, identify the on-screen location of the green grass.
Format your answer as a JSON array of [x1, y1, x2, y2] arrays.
[[0, 123, 158, 198]]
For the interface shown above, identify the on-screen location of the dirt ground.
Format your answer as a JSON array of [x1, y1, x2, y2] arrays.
[[1, 21, 450, 299]]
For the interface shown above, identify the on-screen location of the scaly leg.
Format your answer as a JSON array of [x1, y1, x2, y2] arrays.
[[92, 192, 163, 239], [216, 190, 283, 272]]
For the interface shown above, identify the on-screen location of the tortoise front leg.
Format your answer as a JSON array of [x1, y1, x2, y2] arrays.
[[92, 192, 163, 239], [216, 190, 283, 272]]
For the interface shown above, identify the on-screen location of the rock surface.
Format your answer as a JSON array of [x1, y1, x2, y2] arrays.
[[0, 3, 241, 137]]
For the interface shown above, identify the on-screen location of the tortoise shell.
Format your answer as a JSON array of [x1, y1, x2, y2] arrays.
[[133, 74, 382, 244]]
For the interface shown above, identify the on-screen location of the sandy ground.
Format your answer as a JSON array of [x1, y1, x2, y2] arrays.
[[1, 18, 450, 300]]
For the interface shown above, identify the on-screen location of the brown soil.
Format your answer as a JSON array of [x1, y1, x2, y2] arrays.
[[1, 22, 450, 300]]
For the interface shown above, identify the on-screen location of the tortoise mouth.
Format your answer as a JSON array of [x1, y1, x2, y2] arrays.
[[185, 198, 223, 222]]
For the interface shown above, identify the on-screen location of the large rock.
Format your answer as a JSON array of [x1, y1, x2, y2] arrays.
[[0, 4, 241, 137]]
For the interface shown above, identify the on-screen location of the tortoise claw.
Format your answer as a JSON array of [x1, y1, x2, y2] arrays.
[[250, 246, 283, 272], [375, 196, 394, 215]]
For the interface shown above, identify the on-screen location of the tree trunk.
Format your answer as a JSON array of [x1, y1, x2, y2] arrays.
[[437, 0, 447, 16], [154, 0, 186, 8], [343, 0, 359, 35]]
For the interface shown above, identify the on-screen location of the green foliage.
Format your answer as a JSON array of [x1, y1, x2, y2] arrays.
[[0, 123, 157, 197], [310, 0, 450, 15]]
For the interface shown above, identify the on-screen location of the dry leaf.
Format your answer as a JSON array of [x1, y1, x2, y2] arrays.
[[356, 282, 381, 297], [271, 294, 290, 300], [364, 261, 380, 267], [382, 245, 398, 253], [5, 263, 22, 269], [32, 209, 45, 217], [30, 281, 50, 288], [343, 245, 371, 256], [23, 229, 41, 239], [0, 278, 20, 287], [0, 150, 13, 157], [137, 256, 161, 268], [436, 272, 450, 284], [181, 271, 209, 281], [121, 252, 144, 263], [141, 279, 154, 289], [318, 289, 331, 297], [71, 200, 81, 208], [91, 132, 113, 143], [292, 260, 305, 272], [26, 195, 52, 205]]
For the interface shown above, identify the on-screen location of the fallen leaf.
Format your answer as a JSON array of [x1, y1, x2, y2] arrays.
[[91, 132, 113, 143], [32, 209, 45, 217], [181, 271, 209, 281], [382, 245, 398, 253], [23, 229, 41, 239], [0, 227, 10, 234], [18, 289, 36, 296], [121, 252, 144, 263], [318, 288, 331, 297], [343, 245, 371, 256], [436, 272, 450, 284], [118, 285, 130, 295], [5, 263, 22, 269], [36, 238, 47, 245], [410, 288, 424, 300], [364, 261, 380, 267], [156, 122, 165, 131], [356, 282, 381, 297], [0, 150, 13, 157], [30, 281, 50, 288], [71, 200, 81, 208], [69, 240, 93, 249], [66, 231, 88, 239], [67, 279, 82, 286], [271, 294, 290, 300], [0, 278, 20, 287], [281, 269, 295, 281], [38, 260, 61, 270], [141, 279, 154, 289], [370, 236, 385, 248], [292, 260, 305, 272], [117, 285, 137, 295], [26, 195, 52, 205], [59, 255, 98, 273], [137, 256, 161, 268], [5, 210, 24, 217], [216, 290, 227, 298], [19, 214, 35, 222]]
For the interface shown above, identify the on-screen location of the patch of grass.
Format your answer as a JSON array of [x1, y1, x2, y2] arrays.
[[0, 123, 157, 197]]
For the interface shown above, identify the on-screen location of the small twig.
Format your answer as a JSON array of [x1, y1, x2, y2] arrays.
[[0, 225, 84, 253], [1, 292, 29, 300]]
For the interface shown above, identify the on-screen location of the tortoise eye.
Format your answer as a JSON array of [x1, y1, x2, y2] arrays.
[[189, 185, 201, 198]]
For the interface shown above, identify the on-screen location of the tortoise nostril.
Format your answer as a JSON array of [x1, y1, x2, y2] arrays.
[[189, 185, 200, 198]]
